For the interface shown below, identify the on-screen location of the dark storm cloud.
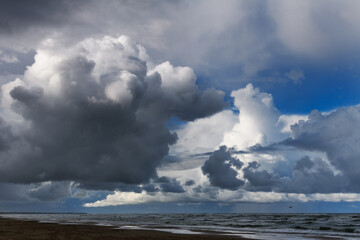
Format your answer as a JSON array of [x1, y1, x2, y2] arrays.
[[192, 185, 219, 200], [185, 180, 195, 186], [293, 156, 314, 171], [0, 0, 185, 51], [202, 146, 244, 190], [2, 0, 360, 81], [0, 36, 226, 189], [0, 0, 82, 35], [243, 161, 280, 192], [255, 107, 360, 193], [242, 156, 349, 194], [157, 177, 185, 193], [283, 107, 360, 191], [280, 157, 348, 194]]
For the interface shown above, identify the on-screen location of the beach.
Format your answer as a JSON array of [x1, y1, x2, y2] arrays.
[[0, 217, 252, 240]]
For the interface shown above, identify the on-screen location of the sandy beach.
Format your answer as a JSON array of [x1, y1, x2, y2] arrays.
[[0, 217, 253, 240]]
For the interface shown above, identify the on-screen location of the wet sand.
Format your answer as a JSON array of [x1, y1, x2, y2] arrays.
[[0, 217, 252, 240]]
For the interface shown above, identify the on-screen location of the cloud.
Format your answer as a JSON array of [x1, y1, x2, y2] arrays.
[[277, 114, 308, 134], [156, 177, 185, 193], [29, 181, 73, 201], [0, 35, 225, 188], [268, 0, 360, 58], [202, 146, 244, 190], [0, 181, 81, 202], [83, 191, 170, 207], [2, 0, 360, 88], [185, 180, 195, 186], [285, 69, 304, 84], [243, 161, 280, 192], [268, 0, 326, 56], [147, 61, 225, 121], [0, 50, 19, 63], [284, 107, 360, 192], [0, 0, 80, 35], [221, 84, 286, 150], [282, 156, 347, 194], [241, 155, 347, 194]]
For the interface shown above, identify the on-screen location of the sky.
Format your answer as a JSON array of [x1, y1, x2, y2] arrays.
[[0, 0, 360, 213]]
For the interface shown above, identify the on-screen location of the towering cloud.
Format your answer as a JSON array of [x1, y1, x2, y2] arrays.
[[0, 35, 225, 188], [221, 84, 286, 150]]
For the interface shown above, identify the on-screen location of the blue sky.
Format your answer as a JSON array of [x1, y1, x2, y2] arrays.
[[0, 0, 360, 213]]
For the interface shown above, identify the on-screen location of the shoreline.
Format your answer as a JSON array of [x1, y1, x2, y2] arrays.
[[0, 217, 253, 240]]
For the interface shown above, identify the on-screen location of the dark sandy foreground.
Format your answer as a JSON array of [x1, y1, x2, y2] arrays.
[[0, 217, 252, 240]]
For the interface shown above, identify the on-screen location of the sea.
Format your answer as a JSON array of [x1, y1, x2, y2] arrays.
[[1, 213, 360, 239]]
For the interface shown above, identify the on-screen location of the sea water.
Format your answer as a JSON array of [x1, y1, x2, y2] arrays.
[[1, 213, 360, 239]]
